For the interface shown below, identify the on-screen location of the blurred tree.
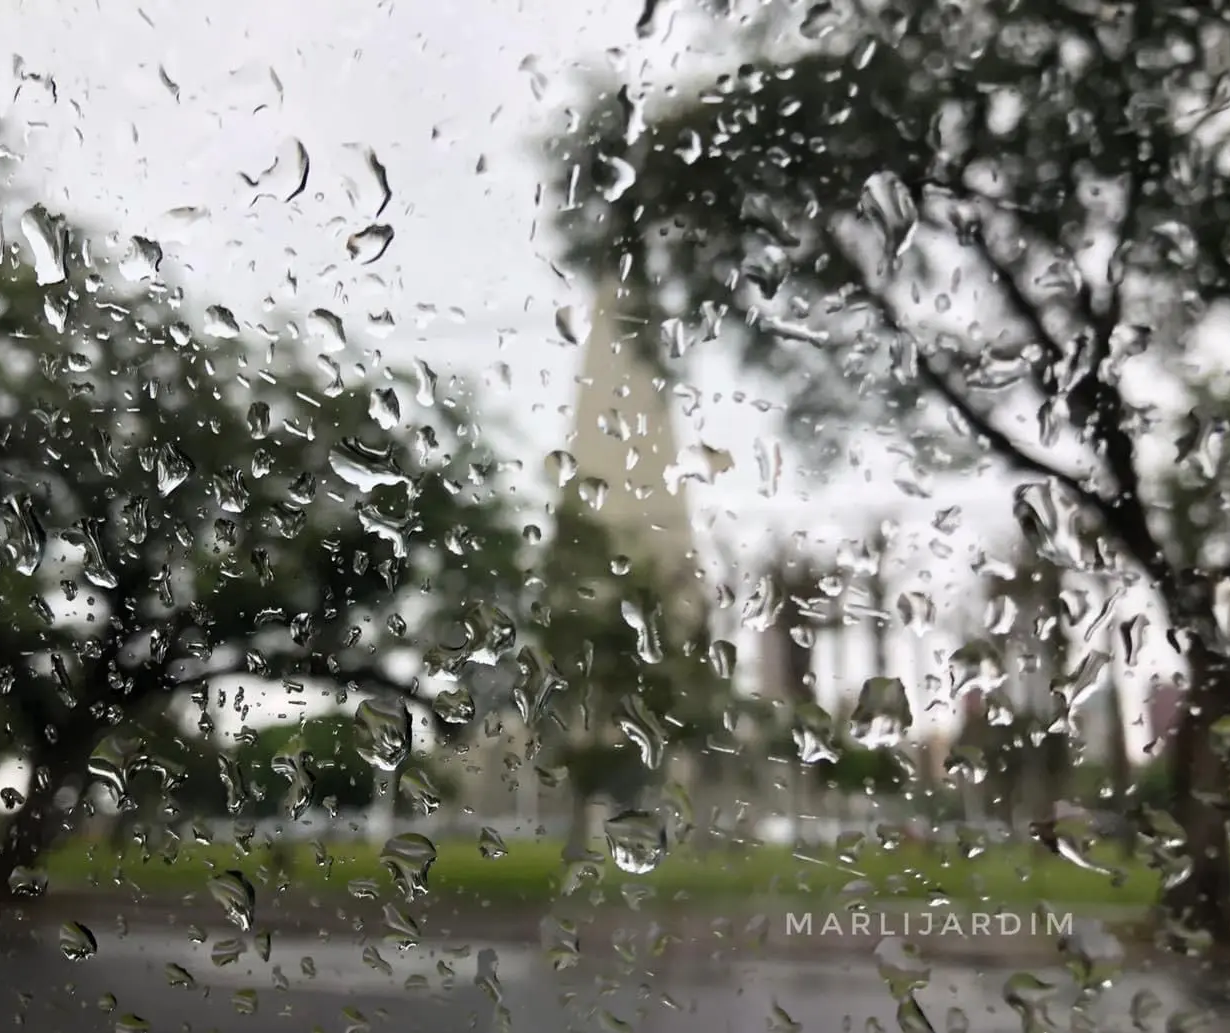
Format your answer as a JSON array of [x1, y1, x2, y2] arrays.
[[526, 499, 730, 859], [236, 715, 376, 820], [757, 549, 820, 837], [984, 553, 1070, 818], [101, 712, 229, 849], [0, 208, 523, 894], [545, 0, 1230, 943]]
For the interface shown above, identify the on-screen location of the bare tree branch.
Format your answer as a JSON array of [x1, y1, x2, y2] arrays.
[[913, 178, 1175, 600], [914, 351, 1100, 503], [822, 218, 1178, 597]]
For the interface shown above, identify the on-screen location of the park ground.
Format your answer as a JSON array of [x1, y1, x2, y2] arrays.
[[0, 838, 1189, 967], [37, 836, 1161, 909]]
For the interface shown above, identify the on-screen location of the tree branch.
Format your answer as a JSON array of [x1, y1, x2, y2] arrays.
[[913, 179, 1176, 602], [915, 350, 1100, 504], [821, 217, 1178, 598]]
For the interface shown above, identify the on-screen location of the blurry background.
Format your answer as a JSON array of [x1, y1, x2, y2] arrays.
[[0, 0, 1216, 955]]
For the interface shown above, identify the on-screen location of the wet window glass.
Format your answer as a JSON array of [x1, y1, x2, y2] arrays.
[[2, 1, 1230, 1030]]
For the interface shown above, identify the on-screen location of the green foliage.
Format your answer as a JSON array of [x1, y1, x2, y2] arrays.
[[541, 3, 1225, 473], [44, 835, 1163, 909], [527, 499, 729, 801], [236, 715, 377, 818], [0, 208, 522, 820], [760, 725, 905, 795]]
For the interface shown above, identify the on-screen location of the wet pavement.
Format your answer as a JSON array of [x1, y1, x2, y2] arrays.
[[4, 909, 1227, 1033]]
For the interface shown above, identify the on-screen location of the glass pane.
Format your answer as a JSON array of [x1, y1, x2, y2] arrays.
[[1, 1, 1226, 1030]]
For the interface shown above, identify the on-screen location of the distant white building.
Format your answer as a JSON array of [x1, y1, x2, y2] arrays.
[[564, 274, 704, 621]]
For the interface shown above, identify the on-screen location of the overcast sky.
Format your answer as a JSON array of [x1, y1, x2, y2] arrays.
[[0, 0, 1178, 764]]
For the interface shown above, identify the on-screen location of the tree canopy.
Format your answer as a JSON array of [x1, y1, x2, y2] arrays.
[[543, 0, 1230, 944], [0, 203, 523, 884]]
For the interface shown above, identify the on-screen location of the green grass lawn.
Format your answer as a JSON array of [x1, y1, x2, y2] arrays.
[[41, 835, 1163, 910]]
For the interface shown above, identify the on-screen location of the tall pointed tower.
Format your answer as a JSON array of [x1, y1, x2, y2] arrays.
[[565, 275, 704, 623]]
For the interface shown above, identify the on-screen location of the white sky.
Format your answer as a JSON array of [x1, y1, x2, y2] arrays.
[[0, 0, 1190, 773]]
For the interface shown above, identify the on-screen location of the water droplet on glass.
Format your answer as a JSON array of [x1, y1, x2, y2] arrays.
[[621, 599, 664, 665], [242, 137, 309, 202], [399, 768, 442, 815], [208, 870, 256, 931], [155, 443, 195, 497], [859, 171, 918, 262], [272, 744, 317, 820], [478, 827, 508, 859], [1120, 614, 1148, 667], [545, 450, 578, 487], [875, 938, 931, 1000], [433, 687, 476, 725], [407, 358, 437, 407], [347, 224, 394, 264], [307, 308, 346, 352], [1002, 970, 1056, 1019], [944, 745, 988, 786], [598, 153, 637, 202], [119, 235, 163, 282], [165, 963, 195, 989], [542, 916, 581, 970], [555, 305, 591, 345], [383, 902, 422, 950], [896, 592, 935, 637], [768, 1001, 801, 1033], [618, 695, 668, 769], [1013, 481, 1097, 570], [850, 677, 914, 748], [246, 401, 271, 439], [231, 988, 259, 1015], [61, 517, 119, 589], [742, 575, 783, 632], [355, 697, 410, 771], [328, 438, 408, 492], [800, 1, 839, 40], [20, 204, 68, 285], [3, 493, 47, 576], [204, 305, 241, 339], [604, 810, 667, 874], [369, 387, 401, 430], [709, 639, 737, 679], [381, 833, 437, 900], [578, 476, 608, 510], [896, 996, 934, 1033], [89, 733, 143, 809], [664, 444, 734, 494], [1128, 988, 1162, 1029], [211, 938, 248, 966], [59, 921, 98, 961], [8, 866, 47, 897], [793, 704, 840, 763], [90, 429, 121, 477]]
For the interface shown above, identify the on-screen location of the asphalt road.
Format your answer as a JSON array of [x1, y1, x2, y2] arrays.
[[3, 917, 1223, 1033]]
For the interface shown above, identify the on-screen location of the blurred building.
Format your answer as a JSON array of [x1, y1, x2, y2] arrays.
[[565, 274, 704, 618], [454, 274, 708, 828]]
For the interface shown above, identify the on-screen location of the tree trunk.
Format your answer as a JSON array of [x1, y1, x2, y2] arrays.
[[561, 789, 592, 862], [0, 717, 99, 901], [0, 759, 77, 900], [1106, 677, 1133, 860], [1163, 647, 1230, 949]]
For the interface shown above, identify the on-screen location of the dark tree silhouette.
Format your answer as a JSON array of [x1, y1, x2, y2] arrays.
[[0, 207, 522, 894]]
